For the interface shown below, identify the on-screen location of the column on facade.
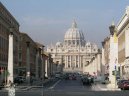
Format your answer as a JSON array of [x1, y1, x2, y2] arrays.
[[67, 56, 69, 68], [70, 55, 72, 68], [81, 56, 83, 68], [75, 55, 76, 68], [79, 56, 82, 68], [67, 56, 69, 67], [79, 55, 81, 68], [47, 58, 50, 78], [65, 55, 67, 68]]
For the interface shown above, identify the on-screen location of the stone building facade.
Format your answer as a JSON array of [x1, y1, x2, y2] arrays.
[[18, 33, 37, 77], [0, 2, 19, 80], [117, 6, 129, 79]]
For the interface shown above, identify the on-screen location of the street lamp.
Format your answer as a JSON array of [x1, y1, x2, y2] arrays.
[[7, 27, 16, 96], [109, 22, 115, 36], [7, 27, 14, 85], [26, 41, 30, 85], [41, 46, 44, 96]]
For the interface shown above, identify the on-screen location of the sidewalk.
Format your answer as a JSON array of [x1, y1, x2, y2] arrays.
[[1, 78, 55, 91], [91, 83, 121, 91]]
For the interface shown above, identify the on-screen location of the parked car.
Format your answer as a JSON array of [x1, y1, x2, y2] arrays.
[[14, 76, 26, 84], [64, 74, 69, 80], [82, 77, 91, 85], [72, 75, 76, 80], [55, 73, 61, 79], [119, 81, 129, 90], [117, 79, 128, 88]]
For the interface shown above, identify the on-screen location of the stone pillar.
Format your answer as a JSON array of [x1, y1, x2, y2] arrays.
[[67, 56, 68, 68], [41, 46, 45, 81], [65, 56, 67, 68], [75, 55, 76, 68], [108, 36, 117, 88], [70, 56, 72, 67], [101, 42, 105, 78], [47, 58, 50, 78], [7, 31, 14, 84], [26, 41, 30, 85], [45, 59, 48, 78], [108, 23, 118, 88], [78, 55, 80, 68], [79, 56, 82, 68]]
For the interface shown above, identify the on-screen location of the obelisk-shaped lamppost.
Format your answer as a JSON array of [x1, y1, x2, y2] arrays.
[[7, 27, 14, 85], [26, 41, 30, 85], [35, 48, 39, 80], [108, 22, 118, 88], [41, 46, 45, 82]]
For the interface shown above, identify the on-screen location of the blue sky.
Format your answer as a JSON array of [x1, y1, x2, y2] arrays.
[[1, 0, 129, 47]]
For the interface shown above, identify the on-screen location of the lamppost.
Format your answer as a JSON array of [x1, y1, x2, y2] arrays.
[[109, 22, 118, 88], [41, 46, 44, 96], [7, 27, 16, 96], [7, 27, 14, 85], [114, 64, 117, 89], [26, 41, 30, 85]]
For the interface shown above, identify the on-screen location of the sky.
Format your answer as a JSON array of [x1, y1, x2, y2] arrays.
[[1, 0, 129, 47]]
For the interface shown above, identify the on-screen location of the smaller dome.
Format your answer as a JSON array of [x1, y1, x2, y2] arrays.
[[56, 42, 62, 47], [86, 42, 91, 46]]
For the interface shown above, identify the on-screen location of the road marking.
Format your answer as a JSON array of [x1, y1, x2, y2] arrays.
[[48, 80, 61, 89]]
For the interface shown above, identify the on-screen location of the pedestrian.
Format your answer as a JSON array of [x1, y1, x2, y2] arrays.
[[9, 80, 13, 87], [30, 77, 33, 85]]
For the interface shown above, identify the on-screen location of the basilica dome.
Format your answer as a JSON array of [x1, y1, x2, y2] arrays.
[[64, 20, 85, 46]]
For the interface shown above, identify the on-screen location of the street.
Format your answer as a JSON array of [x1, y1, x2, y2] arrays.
[[1, 77, 129, 96]]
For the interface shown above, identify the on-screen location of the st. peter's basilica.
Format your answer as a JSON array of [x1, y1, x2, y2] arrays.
[[47, 20, 98, 73]]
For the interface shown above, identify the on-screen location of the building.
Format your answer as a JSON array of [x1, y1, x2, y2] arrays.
[[102, 37, 110, 77], [117, 6, 129, 79], [83, 49, 102, 77], [18, 33, 37, 78], [47, 20, 98, 73], [0, 2, 20, 84]]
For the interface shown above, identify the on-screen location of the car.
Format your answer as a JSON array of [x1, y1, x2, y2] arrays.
[[117, 79, 129, 88], [64, 74, 69, 80], [14, 76, 26, 84], [82, 77, 91, 85], [72, 75, 76, 80], [55, 73, 61, 79], [119, 81, 129, 90]]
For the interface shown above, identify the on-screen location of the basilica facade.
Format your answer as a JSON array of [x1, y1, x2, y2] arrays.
[[47, 21, 98, 73]]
